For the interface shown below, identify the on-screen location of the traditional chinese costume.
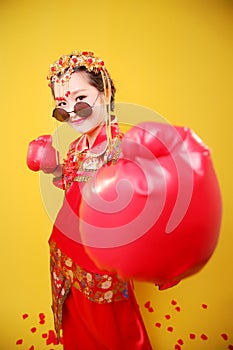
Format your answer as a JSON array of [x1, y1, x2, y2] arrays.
[[49, 123, 153, 349]]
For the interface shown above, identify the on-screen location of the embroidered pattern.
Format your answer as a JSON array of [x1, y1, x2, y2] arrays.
[[63, 133, 123, 189], [50, 240, 128, 341]]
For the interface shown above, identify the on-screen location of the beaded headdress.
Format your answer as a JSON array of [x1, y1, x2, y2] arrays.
[[47, 51, 107, 85]]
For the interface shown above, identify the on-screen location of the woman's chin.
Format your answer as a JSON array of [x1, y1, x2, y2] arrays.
[[68, 119, 87, 133], [70, 119, 106, 135]]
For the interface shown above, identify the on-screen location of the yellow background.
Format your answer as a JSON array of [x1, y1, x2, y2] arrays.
[[1, 0, 233, 349]]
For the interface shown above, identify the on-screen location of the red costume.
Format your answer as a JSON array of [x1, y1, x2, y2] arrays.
[[49, 123, 153, 349]]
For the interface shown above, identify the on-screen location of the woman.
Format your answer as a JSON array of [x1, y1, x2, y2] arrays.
[[27, 51, 153, 350]]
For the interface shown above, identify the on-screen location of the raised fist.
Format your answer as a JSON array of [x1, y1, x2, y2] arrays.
[[79, 122, 222, 289], [27, 135, 59, 173]]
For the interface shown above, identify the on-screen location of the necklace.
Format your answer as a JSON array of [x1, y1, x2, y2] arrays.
[[63, 133, 123, 190]]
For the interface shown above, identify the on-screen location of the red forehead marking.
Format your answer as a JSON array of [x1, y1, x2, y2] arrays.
[[55, 97, 66, 101]]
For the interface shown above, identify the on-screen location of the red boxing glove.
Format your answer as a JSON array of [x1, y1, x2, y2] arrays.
[[79, 122, 222, 289], [27, 135, 59, 173]]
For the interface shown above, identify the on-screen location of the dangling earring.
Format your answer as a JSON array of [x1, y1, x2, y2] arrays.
[[101, 69, 112, 149]]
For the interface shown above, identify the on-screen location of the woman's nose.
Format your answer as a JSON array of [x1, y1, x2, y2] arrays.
[[68, 110, 76, 120]]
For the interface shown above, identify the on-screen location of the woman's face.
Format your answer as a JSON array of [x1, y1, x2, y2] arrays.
[[54, 71, 105, 134]]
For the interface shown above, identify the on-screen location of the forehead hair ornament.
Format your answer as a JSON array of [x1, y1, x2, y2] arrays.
[[47, 51, 106, 85]]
